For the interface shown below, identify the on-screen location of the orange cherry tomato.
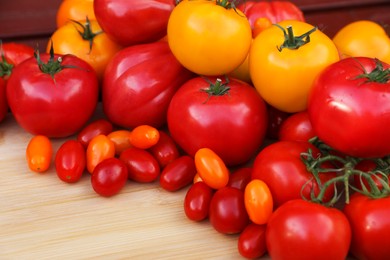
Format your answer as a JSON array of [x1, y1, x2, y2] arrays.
[[26, 135, 53, 173], [129, 125, 160, 149], [107, 130, 132, 155], [194, 148, 229, 189], [86, 134, 115, 174], [244, 179, 273, 225], [56, 0, 96, 28], [193, 172, 203, 183]]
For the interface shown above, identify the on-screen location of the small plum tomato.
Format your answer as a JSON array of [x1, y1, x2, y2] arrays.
[[55, 139, 86, 183], [86, 134, 115, 174], [129, 124, 160, 149], [26, 135, 53, 173]]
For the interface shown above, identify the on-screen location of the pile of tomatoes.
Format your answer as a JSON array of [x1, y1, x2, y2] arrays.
[[2, 0, 390, 259]]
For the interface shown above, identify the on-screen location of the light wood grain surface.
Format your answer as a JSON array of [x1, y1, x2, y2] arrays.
[[0, 107, 249, 260]]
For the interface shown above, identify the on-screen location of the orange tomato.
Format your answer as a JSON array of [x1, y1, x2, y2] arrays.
[[107, 130, 132, 155], [56, 0, 96, 28], [194, 148, 229, 189], [26, 135, 53, 173], [244, 179, 273, 225], [129, 125, 160, 149], [193, 172, 203, 183], [86, 134, 115, 174]]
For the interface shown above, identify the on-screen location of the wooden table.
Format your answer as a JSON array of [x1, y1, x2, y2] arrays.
[[0, 107, 248, 259]]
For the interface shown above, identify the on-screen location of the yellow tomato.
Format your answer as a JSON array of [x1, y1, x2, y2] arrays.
[[167, 0, 252, 76], [56, 0, 96, 28], [333, 20, 390, 64], [249, 20, 340, 113], [48, 18, 122, 81]]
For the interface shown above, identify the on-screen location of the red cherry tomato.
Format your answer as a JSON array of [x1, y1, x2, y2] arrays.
[[184, 182, 214, 222], [160, 155, 197, 192], [227, 167, 252, 192], [77, 119, 114, 148], [55, 140, 86, 183], [148, 130, 180, 168], [278, 111, 315, 142], [91, 157, 128, 197], [238, 223, 267, 259]]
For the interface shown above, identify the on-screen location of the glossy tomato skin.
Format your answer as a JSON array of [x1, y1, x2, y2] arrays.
[[343, 193, 390, 260], [209, 187, 250, 234], [6, 53, 99, 137], [148, 130, 180, 168], [56, 0, 95, 28], [227, 167, 252, 192], [160, 155, 196, 192], [91, 157, 128, 197], [77, 119, 114, 148], [55, 140, 86, 183], [252, 141, 336, 208], [238, 223, 267, 259], [167, 76, 268, 166], [266, 199, 351, 260], [308, 57, 390, 158], [278, 111, 315, 142], [103, 41, 193, 129], [94, 0, 174, 46], [184, 182, 214, 222]]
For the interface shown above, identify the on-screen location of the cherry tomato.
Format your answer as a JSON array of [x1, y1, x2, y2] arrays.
[[227, 167, 252, 192], [119, 147, 160, 183], [184, 181, 214, 222], [129, 125, 160, 149], [55, 139, 86, 183], [91, 157, 128, 197], [278, 111, 315, 142], [86, 134, 115, 174], [148, 130, 180, 168], [238, 223, 267, 259], [244, 179, 273, 225], [77, 119, 113, 148], [56, 0, 96, 28], [26, 135, 52, 173], [209, 186, 250, 234], [107, 130, 132, 155], [194, 148, 229, 190], [160, 155, 197, 192]]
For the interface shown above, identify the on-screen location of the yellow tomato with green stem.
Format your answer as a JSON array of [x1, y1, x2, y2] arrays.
[[333, 20, 390, 64], [249, 20, 340, 113], [167, 0, 252, 76]]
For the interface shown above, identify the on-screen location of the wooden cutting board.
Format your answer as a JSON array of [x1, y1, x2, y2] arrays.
[[0, 106, 253, 259]]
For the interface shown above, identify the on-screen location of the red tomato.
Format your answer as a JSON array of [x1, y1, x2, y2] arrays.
[[167, 76, 268, 166], [26, 135, 53, 173], [252, 141, 336, 208], [86, 134, 115, 174], [91, 157, 128, 197], [227, 167, 252, 192], [209, 187, 250, 234], [103, 41, 193, 129], [278, 111, 315, 142], [238, 223, 267, 259], [244, 179, 273, 225], [343, 193, 390, 260], [77, 119, 114, 148], [308, 57, 390, 158], [160, 155, 197, 192], [55, 140, 86, 183], [148, 130, 180, 168], [119, 147, 160, 183], [184, 181, 214, 222], [6, 50, 99, 137], [266, 199, 351, 260], [94, 0, 175, 46]]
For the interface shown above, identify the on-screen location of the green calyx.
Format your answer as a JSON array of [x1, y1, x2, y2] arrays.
[[275, 24, 317, 52], [35, 43, 63, 79], [71, 16, 102, 53], [355, 58, 390, 83], [200, 77, 231, 103], [0, 41, 14, 78]]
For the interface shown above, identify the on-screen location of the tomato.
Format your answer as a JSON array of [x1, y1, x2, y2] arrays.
[[265, 105, 291, 140], [184, 181, 214, 221], [209, 186, 250, 234], [308, 57, 390, 158], [244, 179, 273, 225], [6, 49, 99, 138], [129, 125, 160, 149], [91, 157, 128, 197], [119, 147, 160, 183], [48, 17, 122, 81], [160, 155, 197, 192], [333, 20, 390, 64], [55, 140, 86, 183], [56, 0, 96, 28], [238, 223, 267, 259], [103, 41, 193, 129], [343, 193, 390, 260], [168, 0, 251, 76], [194, 148, 229, 190], [167, 76, 268, 166], [26, 135, 53, 173], [278, 111, 315, 142], [107, 130, 132, 156], [252, 141, 336, 208], [77, 119, 114, 148], [227, 167, 252, 192], [266, 199, 351, 260], [94, 0, 174, 46], [148, 130, 180, 168], [86, 134, 115, 174], [250, 20, 340, 113]]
